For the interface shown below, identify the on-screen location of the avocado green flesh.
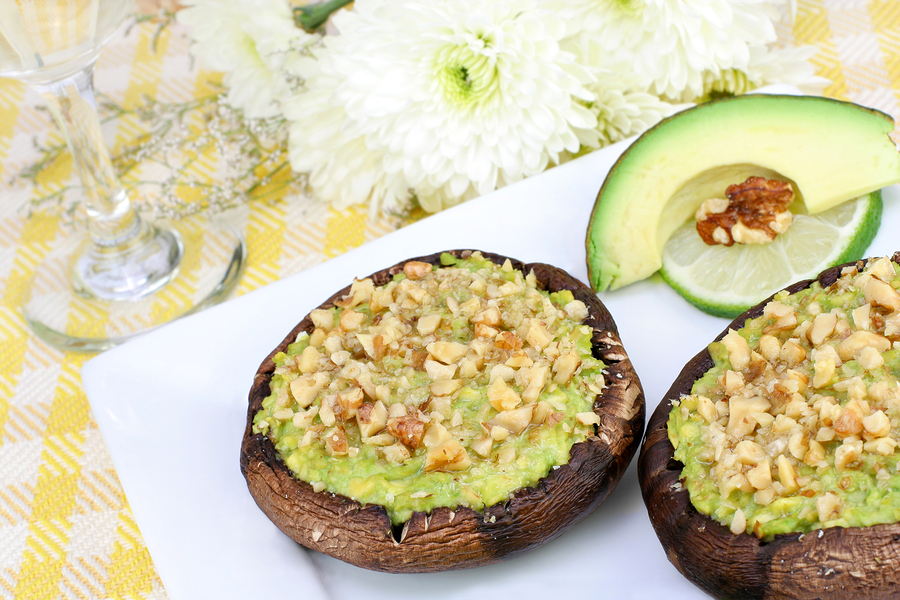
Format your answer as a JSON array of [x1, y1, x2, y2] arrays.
[[253, 255, 605, 524], [273, 386, 584, 521], [586, 94, 900, 291], [263, 372, 589, 523], [668, 261, 900, 540]]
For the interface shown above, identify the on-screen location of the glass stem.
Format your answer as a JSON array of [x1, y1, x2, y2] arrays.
[[33, 66, 182, 301], [35, 67, 142, 246]]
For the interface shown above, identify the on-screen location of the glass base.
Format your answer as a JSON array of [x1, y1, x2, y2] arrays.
[[23, 216, 246, 353], [73, 220, 185, 301]]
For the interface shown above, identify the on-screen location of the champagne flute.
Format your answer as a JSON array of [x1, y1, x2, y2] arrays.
[[1, 0, 246, 352]]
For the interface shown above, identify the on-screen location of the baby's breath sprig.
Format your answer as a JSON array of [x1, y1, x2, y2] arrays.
[[16, 86, 304, 222], [117, 89, 305, 219], [128, 7, 178, 53]]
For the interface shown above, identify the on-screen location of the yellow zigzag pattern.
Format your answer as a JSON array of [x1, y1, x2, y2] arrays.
[[5, 403, 48, 443], [0, 373, 12, 447], [11, 104, 51, 140], [3, 215, 60, 311], [64, 555, 107, 599], [0, 82, 25, 160], [150, 219, 205, 325], [283, 196, 328, 261], [0, 483, 32, 526], [65, 296, 110, 341], [239, 201, 287, 295], [76, 467, 124, 515], [102, 509, 160, 597], [0, 310, 29, 386], [0, 216, 25, 249], [0, 212, 61, 540], [794, 0, 849, 99], [827, 5, 873, 38], [325, 206, 367, 258], [0, 79, 26, 109], [870, 0, 900, 104], [12, 355, 89, 597]]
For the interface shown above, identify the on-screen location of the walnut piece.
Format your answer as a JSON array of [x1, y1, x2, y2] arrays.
[[387, 416, 426, 449], [695, 176, 794, 247]]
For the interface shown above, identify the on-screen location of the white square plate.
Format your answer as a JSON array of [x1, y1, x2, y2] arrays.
[[82, 88, 900, 600]]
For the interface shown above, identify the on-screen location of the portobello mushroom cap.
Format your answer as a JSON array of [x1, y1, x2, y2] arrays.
[[639, 252, 900, 600], [241, 249, 645, 573]]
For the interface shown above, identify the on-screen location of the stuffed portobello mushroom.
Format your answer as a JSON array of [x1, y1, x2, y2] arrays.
[[241, 250, 644, 572], [640, 253, 900, 599]]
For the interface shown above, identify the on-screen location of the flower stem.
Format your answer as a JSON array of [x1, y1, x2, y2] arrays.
[[293, 0, 352, 32]]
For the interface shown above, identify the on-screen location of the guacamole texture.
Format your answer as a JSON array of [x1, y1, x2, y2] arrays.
[[253, 252, 606, 524], [669, 256, 900, 540]]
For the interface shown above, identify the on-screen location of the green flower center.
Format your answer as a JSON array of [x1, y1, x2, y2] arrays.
[[700, 69, 755, 102], [608, 0, 643, 19], [436, 43, 500, 108]]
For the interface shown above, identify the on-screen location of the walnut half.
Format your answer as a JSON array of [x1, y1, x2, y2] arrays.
[[695, 176, 794, 247]]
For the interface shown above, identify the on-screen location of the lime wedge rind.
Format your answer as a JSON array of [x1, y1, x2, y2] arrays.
[[659, 191, 883, 319]]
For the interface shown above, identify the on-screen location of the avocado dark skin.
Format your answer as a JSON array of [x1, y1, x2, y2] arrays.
[[639, 252, 900, 600], [241, 249, 645, 573]]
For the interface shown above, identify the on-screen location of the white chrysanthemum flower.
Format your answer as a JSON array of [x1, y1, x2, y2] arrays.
[[589, 80, 683, 146], [687, 45, 828, 102], [746, 45, 828, 93], [285, 0, 610, 213], [283, 57, 410, 211], [557, 0, 788, 101], [177, 0, 319, 119], [564, 37, 684, 147]]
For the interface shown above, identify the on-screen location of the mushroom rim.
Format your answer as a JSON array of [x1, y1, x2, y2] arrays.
[[241, 249, 646, 573], [638, 253, 900, 599]]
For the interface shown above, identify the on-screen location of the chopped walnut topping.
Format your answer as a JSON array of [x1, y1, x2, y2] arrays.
[[671, 256, 900, 539], [255, 252, 606, 522], [695, 176, 794, 247]]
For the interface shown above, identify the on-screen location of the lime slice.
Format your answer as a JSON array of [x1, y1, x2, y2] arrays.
[[659, 191, 883, 318]]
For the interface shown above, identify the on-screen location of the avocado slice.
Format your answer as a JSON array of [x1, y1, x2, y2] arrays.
[[586, 94, 900, 291]]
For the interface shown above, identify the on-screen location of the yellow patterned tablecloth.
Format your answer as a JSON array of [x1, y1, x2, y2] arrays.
[[1, 1, 900, 598]]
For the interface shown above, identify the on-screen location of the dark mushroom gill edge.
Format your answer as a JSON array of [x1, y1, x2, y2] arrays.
[[241, 249, 645, 573], [639, 252, 900, 600]]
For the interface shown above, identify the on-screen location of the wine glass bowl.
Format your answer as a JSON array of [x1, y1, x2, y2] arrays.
[[1, 0, 246, 352], [0, 0, 133, 84]]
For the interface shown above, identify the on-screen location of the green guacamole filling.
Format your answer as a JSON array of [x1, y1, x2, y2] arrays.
[[669, 257, 900, 540], [253, 252, 606, 524]]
